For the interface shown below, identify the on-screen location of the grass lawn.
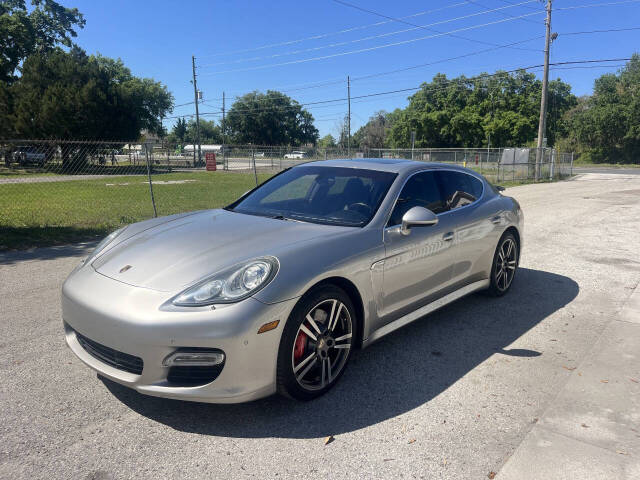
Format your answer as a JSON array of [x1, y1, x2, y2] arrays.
[[0, 171, 272, 250], [0, 168, 572, 250]]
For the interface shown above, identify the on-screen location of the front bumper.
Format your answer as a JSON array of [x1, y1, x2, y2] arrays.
[[62, 265, 298, 403]]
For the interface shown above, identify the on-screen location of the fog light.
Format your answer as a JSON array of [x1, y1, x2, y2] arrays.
[[162, 348, 225, 367]]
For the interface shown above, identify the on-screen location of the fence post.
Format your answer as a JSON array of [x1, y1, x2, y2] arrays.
[[550, 149, 555, 180], [570, 152, 574, 176], [252, 149, 258, 186], [513, 148, 516, 182], [145, 150, 157, 217]]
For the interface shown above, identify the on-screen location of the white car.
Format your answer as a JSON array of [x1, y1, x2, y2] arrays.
[[284, 151, 308, 159]]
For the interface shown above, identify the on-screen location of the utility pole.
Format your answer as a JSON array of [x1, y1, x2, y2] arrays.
[[191, 55, 202, 167], [347, 75, 351, 158], [222, 91, 226, 169], [535, 0, 553, 180]]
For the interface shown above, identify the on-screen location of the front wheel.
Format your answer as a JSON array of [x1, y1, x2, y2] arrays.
[[276, 285, 356, 400], [486, 232, 519, 296]]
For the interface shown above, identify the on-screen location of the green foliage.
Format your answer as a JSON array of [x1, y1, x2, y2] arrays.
[[0, 0, 85, 83], [9, 47, 173, 140], [227, 90, 319, 145], [186, 119, 221, 144], [352, 111, 392, 151], [385, 71, 576, 149], [169, 118, 222, 146], [0, 171, 272, 249], [318, 134, 336, 148], [560, 55, 640, 163], [167, 117, 188, 146]]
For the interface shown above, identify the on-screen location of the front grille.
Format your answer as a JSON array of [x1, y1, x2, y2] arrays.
[[75, 331, 143, 375], [167, 364, 224, 387]]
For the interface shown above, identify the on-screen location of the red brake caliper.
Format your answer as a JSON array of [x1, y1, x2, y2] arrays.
[[294, 330, 308, 362]]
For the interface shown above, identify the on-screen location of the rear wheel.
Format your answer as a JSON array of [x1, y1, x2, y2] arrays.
[[277, 285, 355, 400], [487, 232, 518, 296]]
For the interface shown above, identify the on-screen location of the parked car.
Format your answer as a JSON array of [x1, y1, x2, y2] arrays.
[[254, 152, 265, 158], [62, 159, 523, 403], [284, 151, 307, 159], [12, 146, 46, 166]]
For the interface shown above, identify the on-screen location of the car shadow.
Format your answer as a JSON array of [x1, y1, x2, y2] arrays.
[[101, 267, 578, 438], [0, 231, 98, 262]]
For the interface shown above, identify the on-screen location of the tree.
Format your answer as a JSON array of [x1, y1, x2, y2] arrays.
[[0, 0, 85, 83], [0, 82, 13, 137], [10, 47, 173, 140], [226, 90, 319, 145], [167, 117, 187, 146], [336, 115, 350, 149], [185, 119, 221, 144], [560, 55, 640, 163], [352, 111, 391, 152], [317, 134, 336, 148], [385, 70, 575, 148]]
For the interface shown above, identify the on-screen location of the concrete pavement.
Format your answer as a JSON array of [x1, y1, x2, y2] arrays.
[[572, 166, 640, 175], [1, 172, 640, 479], [498, 284, 640, 479]]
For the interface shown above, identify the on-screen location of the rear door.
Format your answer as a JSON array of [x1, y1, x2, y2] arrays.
[[435, 170, 493, 286]]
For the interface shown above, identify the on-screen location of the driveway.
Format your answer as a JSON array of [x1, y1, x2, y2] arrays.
[[1, 172, 639, 479]]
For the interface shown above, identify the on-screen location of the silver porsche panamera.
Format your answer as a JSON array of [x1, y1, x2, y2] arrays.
[[62, 158, 523, 403]]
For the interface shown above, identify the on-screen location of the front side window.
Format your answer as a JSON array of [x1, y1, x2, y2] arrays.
[[387, 171, 447, 227], [227, 166, 397, 227]]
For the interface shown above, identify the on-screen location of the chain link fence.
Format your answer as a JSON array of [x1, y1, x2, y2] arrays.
[[0, 139, 573, 248]]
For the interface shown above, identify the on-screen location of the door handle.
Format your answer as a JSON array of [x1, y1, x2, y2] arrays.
[[443, 232, 454, 242], [490, 215, 501, 224]]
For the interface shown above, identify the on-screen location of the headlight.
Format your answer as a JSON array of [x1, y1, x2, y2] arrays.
[[83, 227, 126, 266], [172, 257, 278, 306]]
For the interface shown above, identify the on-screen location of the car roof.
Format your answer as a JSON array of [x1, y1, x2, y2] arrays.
[[295, 158, 482, 176]]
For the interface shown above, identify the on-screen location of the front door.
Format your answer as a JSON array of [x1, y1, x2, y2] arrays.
[[380, 170, 456, 319]]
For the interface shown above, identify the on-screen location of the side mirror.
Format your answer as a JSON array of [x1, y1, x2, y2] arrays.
[[401, 206, 438, 235]]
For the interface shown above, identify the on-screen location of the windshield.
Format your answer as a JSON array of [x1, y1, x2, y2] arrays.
[[226, 166, 397, 227]]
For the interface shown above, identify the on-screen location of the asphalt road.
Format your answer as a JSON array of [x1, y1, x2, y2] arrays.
[[1, 172, 640, 479]]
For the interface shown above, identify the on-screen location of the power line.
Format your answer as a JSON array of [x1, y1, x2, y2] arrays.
[[496, 0, 543, 11], [351, 35, 543, 82], [554, 0, 640, 12], [560, 26, 640, 36], [174, 58, 633, 121], [466, 0, 541, 24], [201, 11, 545, 75], [173, 101, 195, 108], [212, 34, 542, 100], [198, 0, 541, 68], [195, 2, 471, 59], [330, 0, 540, 53]]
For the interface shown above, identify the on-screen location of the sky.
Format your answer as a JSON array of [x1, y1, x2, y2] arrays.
[[70, 0, 640, 138]]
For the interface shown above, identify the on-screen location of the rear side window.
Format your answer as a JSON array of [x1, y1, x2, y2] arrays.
[[387, 171, 447, 226], [436, 171, 483, 211]]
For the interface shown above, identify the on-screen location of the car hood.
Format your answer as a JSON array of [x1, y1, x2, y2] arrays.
[[92, 209, 351, 292]]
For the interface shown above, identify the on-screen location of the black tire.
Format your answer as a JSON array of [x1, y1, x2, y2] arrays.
[[486, 232, 519, 297], [277, 284, 356, 401]]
